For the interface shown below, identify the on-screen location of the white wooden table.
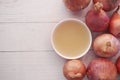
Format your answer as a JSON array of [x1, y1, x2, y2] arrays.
[[0, 0, 119, 80]]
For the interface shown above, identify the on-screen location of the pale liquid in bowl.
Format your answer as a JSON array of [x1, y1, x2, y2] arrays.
[[53, 20, 90, 58]]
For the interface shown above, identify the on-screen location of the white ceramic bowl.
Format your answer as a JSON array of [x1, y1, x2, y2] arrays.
[[51, 18, 92, 59]]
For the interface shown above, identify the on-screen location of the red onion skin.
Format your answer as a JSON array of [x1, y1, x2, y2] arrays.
[[63, 60, 86, 80], [64, 0, 91, 11], [116, 56, 120, 73], [85, 2, 110, 32], [93, 0, 120, 11], [87, 58, 117, 80], [110, 6, 120, 37], [93, 34, 120, 57]]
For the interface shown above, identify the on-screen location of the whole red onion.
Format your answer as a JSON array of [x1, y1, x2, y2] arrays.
[[85, 2, 110, 32], [63, 0, 91, 11], [87, 58, 117, 80], [93, 34, 120, 57], [110, 5, 120, 38], [93, 0, 120, 11], [116, 56, 120, 73], [63, 60, 86, 80]]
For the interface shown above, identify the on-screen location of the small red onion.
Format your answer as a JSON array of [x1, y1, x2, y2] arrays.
[[93, 34, 120, 57], [85, 2, 110, 32], [87, 58, 117, 80], [93, 0, 120, 11], [116, 56, 120, 73], [63, 0, 91, 11], [63, 60, 86, 80], [110, 5, 120, 38]]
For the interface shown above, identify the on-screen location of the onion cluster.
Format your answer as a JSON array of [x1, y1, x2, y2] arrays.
[[62, 0, 120, 80], [63, 58, 118, 80]]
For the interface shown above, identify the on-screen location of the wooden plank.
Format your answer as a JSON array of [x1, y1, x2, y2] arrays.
[[0, 51, 119, 80], [0, 0, 93, 22], [0, 23, 55, 51], [0, 51, 66, 80]]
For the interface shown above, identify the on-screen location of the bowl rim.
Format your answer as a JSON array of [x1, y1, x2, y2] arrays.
[[51, 18, 92, 59]]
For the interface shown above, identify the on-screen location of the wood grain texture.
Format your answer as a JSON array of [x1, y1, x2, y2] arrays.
[[0, 0, 119, 80], [0, 52, 65, 80], [0, 51, 119, 80], [0, 0, 93, 22], [0, 23, 54, 51]]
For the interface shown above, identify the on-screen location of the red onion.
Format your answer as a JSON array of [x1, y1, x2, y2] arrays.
[[63, 60, 86, 80], [87, 58, 117, 80], [116, 56, 120, 73], [63, 0, 91, 11], [93, 34, 120, 57], [85, 2, 110, 32], [93, 0, 120, 11], [110, 5, 120, 37]]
